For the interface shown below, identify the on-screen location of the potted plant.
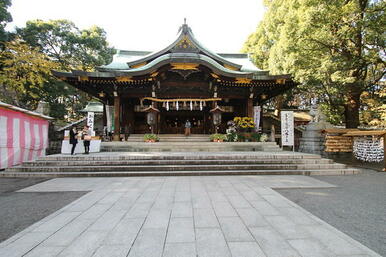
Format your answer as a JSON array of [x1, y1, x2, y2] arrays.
[[210, 133, 227, 142], [250, 132, 261, 142], [143, 134, 159, 142]]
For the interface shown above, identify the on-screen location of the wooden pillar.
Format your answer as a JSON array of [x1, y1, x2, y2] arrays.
[[127, 102, 134, 134], [270, 124, 275, 142], [260, 103, 264, 132], [102, 104, 107, 128], [113, 95, 121, 141], [247, 98, 253, 118]]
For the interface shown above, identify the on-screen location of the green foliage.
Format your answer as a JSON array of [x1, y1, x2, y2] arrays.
[[12, 19, 115, 120], [143, 134, 159, 142], [243, 0, 386, 128], [0, 0, 12, 42], [226, 132, 237, 142], [0, 39, 58, 109], [17, 19, 115, 70], [209, 133, 227, 142], [235, 132, 261, 142], [361, 85, 386, 127]]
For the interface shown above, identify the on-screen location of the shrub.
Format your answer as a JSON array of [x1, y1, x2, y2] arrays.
[[143, 134, 159, 142], [226, 132, 238, 142], [210, 133, 227, 142]]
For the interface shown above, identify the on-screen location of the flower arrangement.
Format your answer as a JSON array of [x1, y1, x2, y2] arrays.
[[233, 117, 255, 130], [225, 117, 267, 142], [210, 133, 227, 142], [143, 134, 159, 142], [260, 133, 269, 142]]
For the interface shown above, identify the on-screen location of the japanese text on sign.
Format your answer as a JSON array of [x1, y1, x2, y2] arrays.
[[281, 111, 294, 146], [87, 112, 94, 131]]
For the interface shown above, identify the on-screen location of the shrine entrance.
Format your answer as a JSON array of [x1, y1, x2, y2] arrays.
[[160, 109, 209, 134]]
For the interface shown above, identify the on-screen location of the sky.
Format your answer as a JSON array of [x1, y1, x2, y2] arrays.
[[7, 0, 265, 53]]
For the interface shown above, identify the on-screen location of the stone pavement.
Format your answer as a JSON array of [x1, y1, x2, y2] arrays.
[[0, 176, 381, 257]]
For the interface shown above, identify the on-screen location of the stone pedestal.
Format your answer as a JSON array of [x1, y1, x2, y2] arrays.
[[299, 122, 332, 155]]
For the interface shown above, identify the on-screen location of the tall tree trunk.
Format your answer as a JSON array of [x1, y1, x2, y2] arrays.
[[344, 89, 361, 128]]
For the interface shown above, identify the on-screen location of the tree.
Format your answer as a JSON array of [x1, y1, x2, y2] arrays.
[[0, 0, 12, 42], [0, 39, 58, 109], [15, 19, 115, 119], [17, 19, 114, 70], [243, 0, 385, 128]]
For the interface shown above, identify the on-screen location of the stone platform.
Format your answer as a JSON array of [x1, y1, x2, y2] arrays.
[[0, 176, 381, 257], [3, 152, 360, 177]]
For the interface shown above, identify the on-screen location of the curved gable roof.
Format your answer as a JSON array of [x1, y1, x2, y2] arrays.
[[99, 23, 247, 72]]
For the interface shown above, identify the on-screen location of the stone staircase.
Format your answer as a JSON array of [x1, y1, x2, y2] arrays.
[[3, 152, 360, 177], [101, 141, 281, 152], [126, 134, 210, 142], [102, 134, 282, 152]]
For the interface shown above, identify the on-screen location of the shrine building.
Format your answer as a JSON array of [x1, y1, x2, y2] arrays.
[[53, 23, 296, 140]]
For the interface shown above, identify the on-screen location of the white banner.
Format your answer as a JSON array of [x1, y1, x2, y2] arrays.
[[253, 106, 261, 132], [281, 111, 294, 146], [87, 112, 95, 131]]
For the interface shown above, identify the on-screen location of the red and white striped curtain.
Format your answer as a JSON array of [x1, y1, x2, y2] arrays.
[[0, 108, 49, 169]]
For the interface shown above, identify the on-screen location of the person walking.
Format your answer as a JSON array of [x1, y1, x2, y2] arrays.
[[184, 119, 191, 136], [69, 126, 78, 155], [82, 125, 92, 154]]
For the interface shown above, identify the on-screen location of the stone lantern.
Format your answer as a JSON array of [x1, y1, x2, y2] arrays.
[[210, 105, 224, 133], [144, 105, 159, 134]]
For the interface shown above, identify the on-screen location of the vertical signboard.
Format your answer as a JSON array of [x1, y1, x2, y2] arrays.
[[253, 106, 261, 132], [281, 111, 294, 146], [87, 112, 95, 131]]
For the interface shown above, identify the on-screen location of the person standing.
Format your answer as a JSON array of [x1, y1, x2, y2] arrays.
[[69, 126, 78, 155], [82, 125, 92, 154], [184, 119, 191, 136]]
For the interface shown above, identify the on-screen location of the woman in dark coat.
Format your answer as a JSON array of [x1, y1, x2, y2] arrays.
[[69, 126, 78, 155], [82, 125, 92, 154]]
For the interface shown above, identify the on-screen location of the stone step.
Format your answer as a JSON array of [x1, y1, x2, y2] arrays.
[[101, 148, 282, 152], [100, 142, 282, 152], [21, 158, 334, 167], [0, 168, 361, 177], [6, 163, 348, 173], [125, 138, 210, 142], [36, 153, 323, 161], [125, 134, 210, 142]]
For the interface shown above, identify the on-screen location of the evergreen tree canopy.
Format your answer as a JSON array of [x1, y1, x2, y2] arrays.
[[243, 0, 385, 128], [0, 39, 58, 109], [17, 19, 115, 71], [0, 0, 12, 42]]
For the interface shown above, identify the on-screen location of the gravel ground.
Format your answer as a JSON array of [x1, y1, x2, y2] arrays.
[[276, 169, 386, 256], [0, 178, 86, 243]]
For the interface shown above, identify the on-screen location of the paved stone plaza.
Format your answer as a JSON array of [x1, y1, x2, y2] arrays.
[[0, 176, 381, 257]]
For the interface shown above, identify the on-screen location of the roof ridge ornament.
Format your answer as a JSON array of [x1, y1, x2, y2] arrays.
[[178, 18, 192, 35]]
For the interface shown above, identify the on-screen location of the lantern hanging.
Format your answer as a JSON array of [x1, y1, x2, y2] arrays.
[[166, 101, 169, 111], [200, 101, 203, 111], [176, 101, 179, 111], [190, 101, 193, 111]]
